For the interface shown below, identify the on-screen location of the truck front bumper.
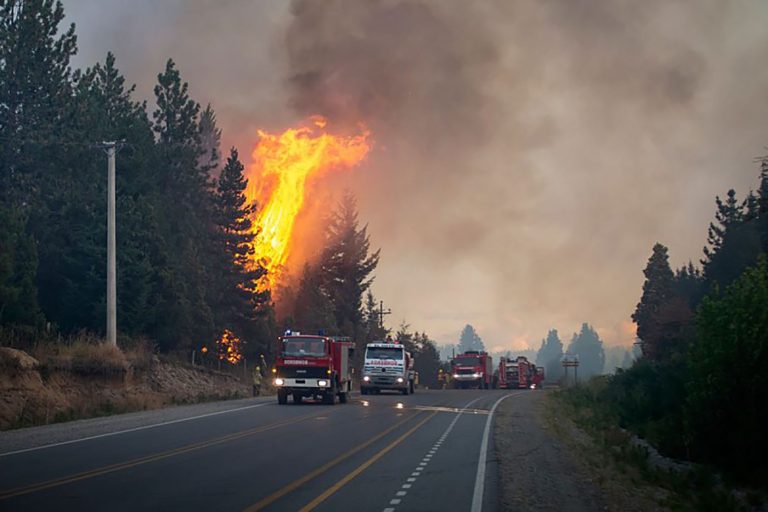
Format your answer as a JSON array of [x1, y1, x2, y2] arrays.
[[274, 377, 331, 392], [361, 374, 407, 390]]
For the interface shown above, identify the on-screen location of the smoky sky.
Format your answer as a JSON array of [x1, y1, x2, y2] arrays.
[[65, 0, 768, 351]]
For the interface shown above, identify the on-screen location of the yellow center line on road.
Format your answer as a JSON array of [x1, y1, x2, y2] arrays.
[[0, 409, 329, 501], [243, 411, 426, 512], [297, 412, 438, 512]]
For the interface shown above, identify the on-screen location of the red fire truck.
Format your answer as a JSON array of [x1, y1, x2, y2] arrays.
[[498, 356, 544, 389], [451, 351, 493, 389], [273, 332, 355, 405]]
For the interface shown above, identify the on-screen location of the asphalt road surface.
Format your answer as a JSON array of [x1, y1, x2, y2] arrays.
[[0, 389, 526, 512]]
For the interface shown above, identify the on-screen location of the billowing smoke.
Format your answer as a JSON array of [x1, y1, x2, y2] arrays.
[[66, 0, 768, 350], [284, 0, 499, 148]]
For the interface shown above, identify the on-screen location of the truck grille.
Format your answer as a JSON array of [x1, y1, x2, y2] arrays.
[[363, 366, 404, 374], [279, 367, 328, 378]]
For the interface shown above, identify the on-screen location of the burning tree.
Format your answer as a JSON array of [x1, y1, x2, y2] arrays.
[[244, 116, 371, 292], [216, 329, 243, 364]]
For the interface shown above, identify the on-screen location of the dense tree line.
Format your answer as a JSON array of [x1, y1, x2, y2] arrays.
[[0, 2, 399, 368], [0, 1, 275, 356], [600, 160, 768, 483]]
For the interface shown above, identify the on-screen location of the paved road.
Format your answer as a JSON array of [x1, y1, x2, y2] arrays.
[[0, 389, 523, 512]]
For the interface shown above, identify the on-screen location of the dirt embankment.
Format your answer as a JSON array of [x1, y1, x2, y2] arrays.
[[0, 347, 250, 430]]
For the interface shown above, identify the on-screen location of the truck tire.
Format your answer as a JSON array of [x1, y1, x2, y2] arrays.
[[277, 390, 288, 405], [339, 391, 348, 403], [361, 387, 369, 395], [401, 387, 408, 395]]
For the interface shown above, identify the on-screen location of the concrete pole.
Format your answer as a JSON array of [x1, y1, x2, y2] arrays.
[[106, 144, 117, 347]]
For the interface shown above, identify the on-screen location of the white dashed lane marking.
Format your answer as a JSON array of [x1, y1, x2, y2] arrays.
[[380, 397, 483, 512]]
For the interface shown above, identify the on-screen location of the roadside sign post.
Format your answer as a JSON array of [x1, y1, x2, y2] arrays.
[[562, 354, 580, 387]]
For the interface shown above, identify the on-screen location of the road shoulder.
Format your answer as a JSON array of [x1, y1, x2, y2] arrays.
[[494, 389, 671, 512], [494, 390, 606, 511]]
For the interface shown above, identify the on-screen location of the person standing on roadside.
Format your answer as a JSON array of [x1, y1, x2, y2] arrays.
[[252, 366, 262, 397]]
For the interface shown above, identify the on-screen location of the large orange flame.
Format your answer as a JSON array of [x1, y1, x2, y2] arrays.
[[245, 116, 371, 291]]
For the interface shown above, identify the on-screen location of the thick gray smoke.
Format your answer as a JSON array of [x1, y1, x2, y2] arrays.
[[66, 0, 768, 350], [284, 0, 499, 148]]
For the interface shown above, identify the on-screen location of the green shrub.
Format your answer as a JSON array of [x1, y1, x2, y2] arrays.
[[686, 256, 768, 483]]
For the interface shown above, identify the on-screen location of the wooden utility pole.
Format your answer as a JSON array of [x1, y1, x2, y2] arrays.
[[378, 300, 392, 330]]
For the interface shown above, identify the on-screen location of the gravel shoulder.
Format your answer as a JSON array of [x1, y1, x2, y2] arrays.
[[494, 389, 670, 512], [494, 390, 606, 511]]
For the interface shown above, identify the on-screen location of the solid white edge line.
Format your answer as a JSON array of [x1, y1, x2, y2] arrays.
[[470, 392, 523, 512], [0, 400, 272, 457]]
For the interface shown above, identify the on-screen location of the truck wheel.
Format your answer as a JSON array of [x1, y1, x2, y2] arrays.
[[277, 390, 288, 405], [401, 387, 408, 395], [339, 392, 348, 403]]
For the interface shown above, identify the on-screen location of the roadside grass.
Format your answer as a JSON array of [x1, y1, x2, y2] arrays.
[[551, 380, 764, 511]]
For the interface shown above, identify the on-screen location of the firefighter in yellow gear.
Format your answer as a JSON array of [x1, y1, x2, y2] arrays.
[[252, 366, 263, 397]]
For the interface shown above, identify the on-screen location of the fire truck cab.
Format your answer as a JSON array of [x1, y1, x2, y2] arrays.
[[498, 356, 542, 389], [273, 333, 354, 405], [361, 341, 415, 395], [451, 350, 493, 389]]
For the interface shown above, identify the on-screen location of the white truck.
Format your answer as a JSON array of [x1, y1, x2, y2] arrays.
[[361, 341, 415, 395]]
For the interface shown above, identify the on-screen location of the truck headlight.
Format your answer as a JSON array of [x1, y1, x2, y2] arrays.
[[274, 378, 284, 386], [363, 376, 370, 382], [453, 374, 459, 378], [318, 380, 328, 387], [396, 377, 404, 383]]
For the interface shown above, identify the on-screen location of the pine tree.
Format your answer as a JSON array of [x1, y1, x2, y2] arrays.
[[567, 323, 605, 378], [632, 243, 674, 360], [395, 322, 417, 354], [457, 324, 484, 353], [414, 332, 441, 388], [703, 189, 742, 260], [0, 206, 42, 327], [0, 0, 77, 205], [212, 147, 269, 344], [292, 263, 336, 334], [535, 328, 563, 381], [702, 186, 763, 289], [621, 350, 633, 369], [151, 59, 215, 350], [198, 103, 222, 178], [35, 52, 161, 336], [320, 192, 380, 335]]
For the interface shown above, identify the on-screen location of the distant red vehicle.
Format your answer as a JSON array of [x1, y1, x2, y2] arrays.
[[498, 356, 543, 389], [451, 351, 493, 389]]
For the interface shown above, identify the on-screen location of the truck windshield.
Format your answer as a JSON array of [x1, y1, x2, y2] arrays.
[[455, 356, 480, 366], [366, 347, 403, 360], [282, 338, 326, 357]]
